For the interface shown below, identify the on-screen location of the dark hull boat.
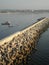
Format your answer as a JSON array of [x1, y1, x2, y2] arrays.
[[1, 21, 10, 25], [37, 17, 45, 21]]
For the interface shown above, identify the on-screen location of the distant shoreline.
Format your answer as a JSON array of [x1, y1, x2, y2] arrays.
[[0, 9, 49, 13], [0, 10, 33, 13]]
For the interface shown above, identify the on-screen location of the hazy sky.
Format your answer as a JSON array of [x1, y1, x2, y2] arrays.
[[0, 0, 49, 10]]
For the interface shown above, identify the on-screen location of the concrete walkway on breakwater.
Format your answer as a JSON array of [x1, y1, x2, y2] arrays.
[[0, 18, 49, 65]]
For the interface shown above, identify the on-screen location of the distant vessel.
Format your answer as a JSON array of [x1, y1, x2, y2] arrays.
[[1, 21, 19, 27], [37, 17, 45, 21], [1, 21, 10, 25]]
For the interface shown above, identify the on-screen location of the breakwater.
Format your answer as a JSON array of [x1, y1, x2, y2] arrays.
[[0, 18, 49, 65]]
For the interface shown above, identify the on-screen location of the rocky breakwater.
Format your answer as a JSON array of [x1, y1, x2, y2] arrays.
[[0, 18, 49, 65]]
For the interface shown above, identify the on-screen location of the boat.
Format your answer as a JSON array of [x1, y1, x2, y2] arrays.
[[37, 17, 46, 21], [1, 21, 10, 25]]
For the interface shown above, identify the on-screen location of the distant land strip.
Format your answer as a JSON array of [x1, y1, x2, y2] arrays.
[[0, 9, 49, 13]]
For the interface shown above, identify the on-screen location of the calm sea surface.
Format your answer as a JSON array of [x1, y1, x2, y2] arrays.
[[0, 12, 49, 65]]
